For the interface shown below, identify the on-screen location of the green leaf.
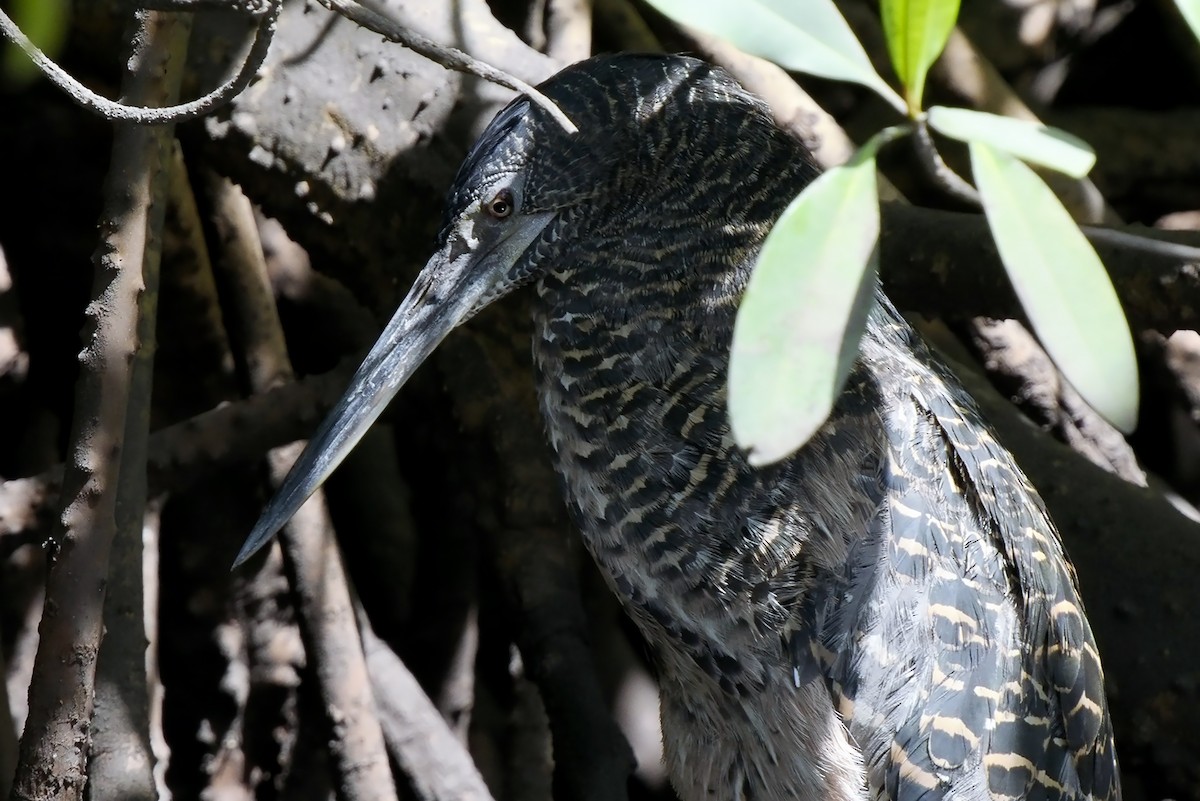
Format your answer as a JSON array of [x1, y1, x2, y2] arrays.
[[644, 0, 906, 113], [1176, 0, 1200, 44], [880, 0, 960, 115], [970, 142, 1138, 433], [729, 135, 895, 466], [928, 106, 1096, 178], [2, 0, 70, 87]]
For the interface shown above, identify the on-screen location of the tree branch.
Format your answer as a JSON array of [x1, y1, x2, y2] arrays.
[[359, 610, 495, 801], [880, 203, 1200, 333], [205, 174, 396, 801], [89, 20, 190, 801], [9, 11, 186, 800], [0, 362, 353, 541], [911, 115, 979, 205]]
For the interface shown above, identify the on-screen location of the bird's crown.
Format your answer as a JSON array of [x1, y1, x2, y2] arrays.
[[445, 54, 786, 223]]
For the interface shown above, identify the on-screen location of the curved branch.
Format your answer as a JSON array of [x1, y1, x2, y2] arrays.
[[0, 0, 280, 124]]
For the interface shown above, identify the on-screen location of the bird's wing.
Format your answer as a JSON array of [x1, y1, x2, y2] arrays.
[[800, 298, 1119, 801], [914, 362, 1119, 801]]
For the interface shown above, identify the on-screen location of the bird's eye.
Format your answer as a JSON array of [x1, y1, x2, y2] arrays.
[[486, 189, 514, 219]]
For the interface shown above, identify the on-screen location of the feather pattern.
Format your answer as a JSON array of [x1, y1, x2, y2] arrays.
[[448, 53, 1120, 801]]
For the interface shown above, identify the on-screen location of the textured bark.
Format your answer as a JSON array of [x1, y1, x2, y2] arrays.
[[965, 318, 1146, 485], [9, 11, 187, 801], [88, 19, 192, 800]]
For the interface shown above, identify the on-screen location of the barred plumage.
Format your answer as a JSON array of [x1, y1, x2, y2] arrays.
[[241, 53, 1120, 801]]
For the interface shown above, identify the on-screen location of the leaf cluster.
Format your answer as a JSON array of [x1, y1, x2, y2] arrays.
[[645, 0, 1151, 463]]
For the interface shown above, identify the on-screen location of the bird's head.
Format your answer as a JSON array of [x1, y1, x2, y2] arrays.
[[234, 54, 803, 566]]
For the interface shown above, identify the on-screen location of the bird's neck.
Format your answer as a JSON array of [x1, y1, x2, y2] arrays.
[[528, 130, 827, 668], [540, 124, 818, 326]]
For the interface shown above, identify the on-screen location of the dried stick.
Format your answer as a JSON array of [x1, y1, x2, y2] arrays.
[[207, 174, 396, 801], [8, 11, 186, 801], [358, 610, 496, 801]]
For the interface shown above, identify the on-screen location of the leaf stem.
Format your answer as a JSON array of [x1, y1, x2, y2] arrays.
[[913, 114, 980, 206]]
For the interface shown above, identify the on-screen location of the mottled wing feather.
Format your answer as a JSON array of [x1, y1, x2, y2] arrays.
[[922, 376, 1116, 801], [794, 296, 1117, 801], [854, 297, 1119, 801]]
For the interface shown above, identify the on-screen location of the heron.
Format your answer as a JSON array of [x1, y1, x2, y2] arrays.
[[237, 53, 1120, 801]]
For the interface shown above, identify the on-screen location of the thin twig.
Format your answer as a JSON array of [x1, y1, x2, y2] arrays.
[[323, 0, 578, 134], [0, 0, 280, 124]]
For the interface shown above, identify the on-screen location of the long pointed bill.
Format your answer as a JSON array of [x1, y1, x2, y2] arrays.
[[234, 211, 555, 567]]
